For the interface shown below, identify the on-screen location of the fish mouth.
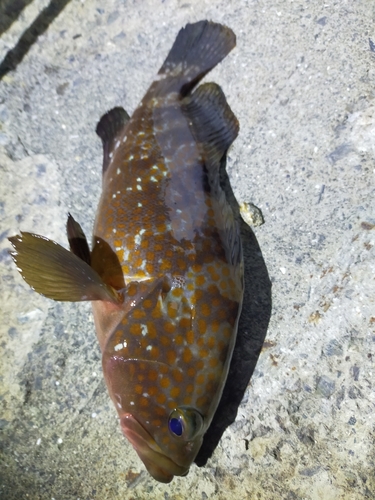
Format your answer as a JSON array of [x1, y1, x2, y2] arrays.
[[120, 413, 189, 483]]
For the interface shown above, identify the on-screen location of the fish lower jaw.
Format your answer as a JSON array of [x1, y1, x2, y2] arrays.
[[120, 413, 189, 483]]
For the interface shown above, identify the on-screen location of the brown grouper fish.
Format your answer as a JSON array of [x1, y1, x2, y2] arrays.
[[9, 20, 243, 482]]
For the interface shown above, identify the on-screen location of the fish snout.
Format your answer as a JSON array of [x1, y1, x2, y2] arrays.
[[120, 413, 190, 483]]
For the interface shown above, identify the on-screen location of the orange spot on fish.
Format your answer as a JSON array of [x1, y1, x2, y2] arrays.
[[196, 274, 205, 286], [151, 307, 163, 319], [146, 322, 157, 338], [145, 262, 154, 274], [160, 335, 170, 347], [130, 324, 142, 335], [160, 377, 170, 388], [150, 346, 160, 359], [199, 348, 209, 359], [133, 309, 146, 319], [200, 303, 211, 317], [156, 394, 166, 405], [127, 283, 138, 296], [148, 386, 158, 396], [196, 374, 205, 385], [211, 319, 220, 333], [172, 369, 183, 383], [164, 321, 175, 334], [167, 350, 177, 364], [170, 387, 180, 398], [175, 334, 184, 345], [140, 397, 149, 407], [186, 330, 194, 344], [209, 357, 219, 368], [135, 385, 143, 394], [198, 319, 206, 335], [183, 348, 192, 363], [205, 336, 214, 349]]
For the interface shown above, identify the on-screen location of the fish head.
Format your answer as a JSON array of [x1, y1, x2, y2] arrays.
[[97, 273, 241, 482], [103, 355, 205, 483]]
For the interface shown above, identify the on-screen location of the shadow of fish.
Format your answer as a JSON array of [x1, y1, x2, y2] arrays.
[[9, 20, 243, 483]]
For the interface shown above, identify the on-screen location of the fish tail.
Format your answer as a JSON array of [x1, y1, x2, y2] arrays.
[[158, 20, 236, 96]]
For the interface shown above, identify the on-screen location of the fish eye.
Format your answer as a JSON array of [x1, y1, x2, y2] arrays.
[[168, 407, 204, 440]]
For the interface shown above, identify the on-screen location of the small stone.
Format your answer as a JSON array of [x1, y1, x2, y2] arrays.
[[239, 202, 264, 227]]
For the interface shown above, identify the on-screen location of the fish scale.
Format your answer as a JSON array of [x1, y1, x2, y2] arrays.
[[9, 20, 243, 483]]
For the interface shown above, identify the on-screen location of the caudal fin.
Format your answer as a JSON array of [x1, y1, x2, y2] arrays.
[[158, 20, 236, 96]]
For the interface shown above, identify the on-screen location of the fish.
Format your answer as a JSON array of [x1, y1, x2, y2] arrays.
[[9, 20, 243, 483]]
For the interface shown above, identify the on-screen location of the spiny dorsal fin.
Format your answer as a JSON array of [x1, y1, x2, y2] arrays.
[[96, 106, 130, 175], [158, 20, 236, 97], [182, 82, 239, 167], [66, 213, 91, 264], [9, 232, 120, 303]]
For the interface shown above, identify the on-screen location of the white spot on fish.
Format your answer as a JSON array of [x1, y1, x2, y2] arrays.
[[150, 176, 157, 182], [140, 324, 148, 337], [122, 135, 127, 143], [138, 131, 145, 136], [138, 202, 142, 207], [142, 393, 149, 398], [130, 401, 135, 406], [137, 185, 142, 190], [109, 152, 113, 159], [139, 229, 146, 235], [112, 193, 116, 198], [126, 187, 132, 191], [146, 345, 152, 351], [129, 154, 134, 161], [115, 140, 120, 149], [117, 402, 122, 409], [134, 234, 141, 245], [117, 168, 121, 175], [137, 177, 141, 182], [152, 165, 158, 170], [141, 154, 148, 160], [114, 342, 126, 351]]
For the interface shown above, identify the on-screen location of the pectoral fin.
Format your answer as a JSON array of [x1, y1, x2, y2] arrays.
[[9, 232, 120, 303]]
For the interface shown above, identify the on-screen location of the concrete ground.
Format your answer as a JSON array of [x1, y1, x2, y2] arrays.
[[0, 0, 374, 499]]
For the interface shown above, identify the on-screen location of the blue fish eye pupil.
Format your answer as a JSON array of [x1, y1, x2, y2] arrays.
[[169, 417, 183, 436]]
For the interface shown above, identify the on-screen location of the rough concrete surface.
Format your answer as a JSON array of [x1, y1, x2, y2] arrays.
[[0, 0, 374, 499]]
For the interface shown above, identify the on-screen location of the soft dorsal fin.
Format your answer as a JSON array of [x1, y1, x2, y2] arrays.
[[182, 82, 239, 168], [66, 213, 91, 264], [183, 82, 241, 268], [8, 232, 120, 303], [96, 106, 130, 175]]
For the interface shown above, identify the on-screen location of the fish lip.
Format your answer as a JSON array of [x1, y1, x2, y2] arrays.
[[120, 413, 189, 483]]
